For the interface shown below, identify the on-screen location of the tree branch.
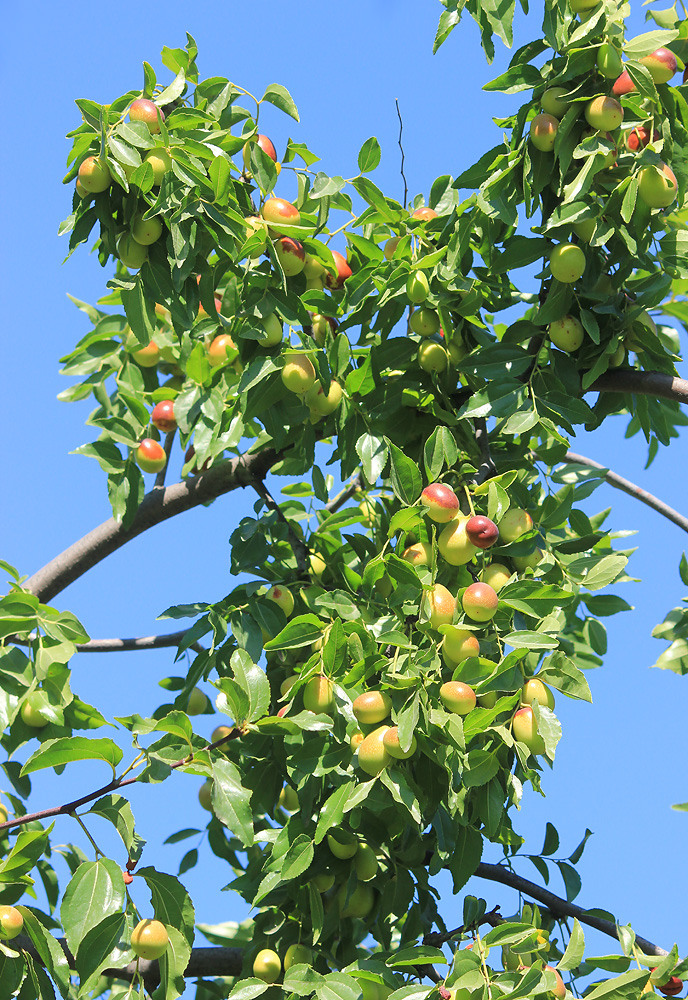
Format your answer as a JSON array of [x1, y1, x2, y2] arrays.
[[471, 418, 496, 486], [475, 862, 668, 957], [325, 474, 365, 514], [395, 99, 408, 211], [154, 430, 177, 489], [21, 448, 279, 605], [563, 452, 688, 535], [590, 369, 688, 406], [0, 729, 243, 833], [11, 630, 204, 654], [252, 479, 309, 577]]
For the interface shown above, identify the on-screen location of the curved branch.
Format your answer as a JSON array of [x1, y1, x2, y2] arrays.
[[11, 630, 204, 653], [590, 369, 688, 406], [0, 729, 243, 833], [564, 452, 688, 535], [22, 448, 279, 605], [475, 862, 668, 957]]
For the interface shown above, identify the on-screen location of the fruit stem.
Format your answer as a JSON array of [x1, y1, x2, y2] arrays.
[[462, 485, 476, 517], [70, 811, 105, 859]]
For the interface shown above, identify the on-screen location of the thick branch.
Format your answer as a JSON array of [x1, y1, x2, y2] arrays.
[[0, 729, 243, 833], [12, 630, 204, 653], [591, 369, 688, 406], [564, 452, 688, 535], [325, 474, 365, 514], [475, 862, 668, 957], [22, 448, 278, 605]]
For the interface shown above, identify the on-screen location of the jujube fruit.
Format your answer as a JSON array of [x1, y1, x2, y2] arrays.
[[521, 678, 555, 710], [549, 316, 585, 352], [530, 114, 558, 152], [438, 517, 479, 566], [465, 515, 499, 549], [327, 829, 358, 859], [358, 725, 393, 776], [406, 271, 430, 304], [253, 948, 281, 983], [151, 400, 176, 432], [21, 693, 50, 729], [261, 198, 300, 228], [423, 584, 456, 628], [462, 582, 499, 622], [421, 483, 460, 522], [440, 681, 476, 715], [512, 706, 545, 755], [480, 562, 512, 592], [275, 236, 306, 276], [303, 675, 334, 713], [418, 342, 448, 372], [282, 355, 316, 394], [266, 585, 294, 616], [284, 944, 312, 970], [78, 155, 112, 193], [499, 508, 533, 542], [131, 919, 169, 960], [338, 882, 375, 918], [352, 691, 392, 725], [550, 244, 585, 284], [129, 98, 164, 133], [410, 308, 440, 337], [136, 439, 166, 474], [326, 250, 352, 288], [354, 844, 380, 880], [443, 626, 480, 664], [638, 162, 678, 209], [382, 726, 416, 760], [278, 785, 300, 812], [585, 96, 623, 131], [0, 906, 23, 940]]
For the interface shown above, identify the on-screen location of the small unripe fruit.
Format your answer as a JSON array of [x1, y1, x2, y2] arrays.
[[549, 316, 585, 352], [151, 400, 176, 432], [499, 508, 533, 543], [338, 881, 375, 918], [443, 626, 480, 664], [129, 98, 165, 133], [253, 949, 281, 984], [550, 244, 585, 284], [78, 156, 112, 193], [418, 342, 448, 373], [512, 706, 545, 755], [278, 785, 300, 812], [410, 308, 440, 337], [117, 234, 148, 270], [462, 582, 499, 622], [412, 207, 438, 221], [596, 43, 623, 79], [585, 96, 623, 132], [261, 198, 300, 228], [284, 944, 312, 970], [402, 542, 432, 567], [144, 149, 173, 185], [421, 483, 460, 522], [541, 88, 569, 117], [358, 725, 393, 776], [282, 355, 316, 394], [131, 919, 169, 960], [266, 585, 294, 617], [260, 313, 283, 347], [424, 584, 457, 628], [350, 729, 365, 751], [513, 548, 543, 571], [638, 162, 678, 209], [438, 517, 479, 566], [0, 906, 24, 940], [354, 844, 380, 880], [305, 380, 343, 416], [313, 871, 335, 892], [440, 681, 476, 715], [311, 313, 337, 345], [530, 113, 559, 152], [480, 562, 512, 592], [303, 675, 334, 713], [135, 439, 167, 474], [406, 271, 430, 304], [187, 687, 208, 715], [198, 780, 213, 811], [353, 691, 392, 725], [465, 515, 499, 549], [212, 725, 233, 744], [382, 726, 417, 760], [522, 678, 555, 710], [572, 217, 596, 243], [21, 693, 50, 729], [131, 214, 163, 246], [384, 236, 401, 259], [327, 829, 358, 859]]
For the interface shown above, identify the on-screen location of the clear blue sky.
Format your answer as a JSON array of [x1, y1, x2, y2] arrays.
[[1, 0, 686, 972]]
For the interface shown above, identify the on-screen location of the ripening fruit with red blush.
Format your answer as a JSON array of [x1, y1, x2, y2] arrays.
[[326, 250, 352, 289], [261, 197, 300, 228], [462, 582, 499, 622], [243, 133, 277, 169], [529, 113, 559, 152], [151, 400, 176, 433], [626, 126, 660, 152], [440, 681, 476, 715], [512, 706, 545, 755], [585, 96, 623, 131], [402, 542, 432, 567], [654, 972, 683, 996], [465, 515, 499, 549], [0, 905, 24, 940], [135, 438, 166, 474], [78, 155, 112, 193], [421, 483, 460, 522], [129, 98, 164, 133], [613, 70, 635, 96], [266, 585, 295, 617], [544, 966, 566, 999], [639, 47, 677, 84], [424, 583, 457, 629], [275, 236, 306, 276], [638, 162, 678, 209], [412, 207, 438, 220]]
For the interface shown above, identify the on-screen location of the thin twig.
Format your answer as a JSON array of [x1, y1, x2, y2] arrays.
[[0, 729, 243, 833], [475, 862, 668, 957], [11, 631, 204, 654], [395, 99, 408, 210], [252, 479, 309, 577], [563, 452, 688, 535], [325, 474, 365, 514], [154, 430, 177, 489], [423, 906, 503, 947]]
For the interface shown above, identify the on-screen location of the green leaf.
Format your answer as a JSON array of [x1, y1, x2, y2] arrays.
[[264, 615, 324, 650], [558, 918, 585, 971], [314, 784, 351, 844], [281, 834, 314, 881], [212, 758, 254, 846], [499, 581, 574, 619], [449, 825, 482, 892], [231, 649, 270, 723], [356, 433, 388, 485], [423, 426, 459, 482], [261, 84, 300, 121], [21, 737, 123, 776], [385, 438, 422, 505], [503, 631, 559, 650], [387, 946, 447, 967], [584, 969, 650, 999], [74, 912, 128, 995], [0, 828, 50, 883], [61, 859, 125, 958], [17, 906, 72, 999], [358, 137, 381, 173]]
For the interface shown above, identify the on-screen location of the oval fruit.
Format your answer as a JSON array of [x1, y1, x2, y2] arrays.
[[499, 508, 533, 543], [0, 906, 24, 940], [421, 483, 460, 523], [253, 948, 281, 984], [338, 882, 375, 918], [462, 582, 499, 622], [443, 626, 480, 664], [521, 678, 555, 710], [353, 691, 392, 725], [303, 675, 334, 713], [358, 725, 393, 776], [131, 919, 169, 961], [549, 316, 585, 352], [530, 113, 558, 152], [438, 517, 479, 566], [327, 829, 358, 859], [423, 584, 456, 628], [383, 726, 417, 760], [440, 681, 476, 715], [638, 162, 678, 209], [512, 706, 546, 755], [550, 244, 585, 283]]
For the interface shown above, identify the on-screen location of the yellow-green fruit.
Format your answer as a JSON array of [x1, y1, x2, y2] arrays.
[[512, 706, 546, 755], [638, 162, 678, 209], [443, 626, 480, 663], [280, 675, 298, 699], [310, 553, 327, 580], [478, 691, 498, 708], [541, 88, 569, 118], [424, 583, 456, 629], [303, 675, 334, 713], [573, 217, 596, 243], [266, 585, 295, 616], [131, 214, 163, 246], [409, 308, 440, 337], [253, 948, 282, 984], [284, 944, 312, 970], [384, 236, 401, 259], [260, 313, 283, 347], [0, 906, 23, 940], [313, 870, 335, 892], [305, 380, 343, 416], [129, 339, 160, 367], [521, 678, 555, 710], [327, 830, 358, 860], [585, 96, 623, 132], [549, 316, 585, 352], [0, 803, 7, 824], [144, 149, 173, 185], [354, 844, 380, 880], [21, 694, 49, 729], [597, 42, 623, 79], [550, 244, 585, 284], [78, 156, 112, 193], [352, 691, 392, 725], [117, 234, 148, 269], [513, 548, 543, 571], [418, 342, 448, 373], [406, 271, 430, 304], [199, 780, 213, 811], [212, 725, 232, 745], [358, 725, 393, 776], [438, 516, 479, 566], [338, 881, 375, 918], [131, 919, 169, 961], [402, 542, 432, 567], [609, 343, 626, 367], [499, 508, 533, 543], [187, 687, 208, 715], [382, 726, 417, 760], [278, 785, 300, 812], [530, 113, 559, 152], [440, 681, 477, 715], [282, 355, 316, 394], [350, 729, 365, 751], [375, 574, 393, 598], [480, 562, 512, 592]]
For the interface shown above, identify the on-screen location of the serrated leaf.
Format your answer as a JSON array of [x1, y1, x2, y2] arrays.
[[212, 758, 254, 846]]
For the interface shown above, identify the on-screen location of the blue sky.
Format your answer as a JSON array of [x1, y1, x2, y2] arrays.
[[1, 0, 687, 976]]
